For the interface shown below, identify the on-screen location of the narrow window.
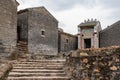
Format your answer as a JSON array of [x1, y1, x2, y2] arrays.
[[41, 29, 45, 37], [41, 31, 45, 35], [66, 38, 69, 43]]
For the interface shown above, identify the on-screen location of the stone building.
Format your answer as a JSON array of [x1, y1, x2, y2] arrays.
[[1, 0, 120, 60], [58, 28, 78, 53], [78, 19, 101, 49], [99, 20, 120, 47], [17, 7, 58, 56], [0, 0, 19, 59]]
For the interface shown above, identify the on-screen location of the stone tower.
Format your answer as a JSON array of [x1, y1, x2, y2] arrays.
[[0, 0, 19, 59], [78, 19, 101, 49]]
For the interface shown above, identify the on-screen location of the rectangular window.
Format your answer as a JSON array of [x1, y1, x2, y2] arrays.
[[41, 29, 45, 37], [41, 31, 45, 35], [66, 39, 69, 43]]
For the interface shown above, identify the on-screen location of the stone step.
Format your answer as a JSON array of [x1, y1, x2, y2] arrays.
[[13, 64, 64, 67], [23, 59, 66, 62], [11, 69, 65, 73], [7, 76, 70, 80], [8, 72, 66, 77], [7, 59, 70, 80], [13, 62, 64, 65], [13, 67, 63, 70]]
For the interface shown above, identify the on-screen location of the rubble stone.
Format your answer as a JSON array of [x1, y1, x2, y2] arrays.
[[66, 46, 120, 80]]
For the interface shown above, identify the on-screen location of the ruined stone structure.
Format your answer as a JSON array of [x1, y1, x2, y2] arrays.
[[99, 20, 120, 47], [17, 7, 58, 56], [0, 0, 19, 59], [67, 46, 120, 80], [58, 28, 78, 53], [78, 19, 101, 49]]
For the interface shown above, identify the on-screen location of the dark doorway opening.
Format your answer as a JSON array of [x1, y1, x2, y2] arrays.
[[84, 39, 91, 48], [17, 26, 21, 43]]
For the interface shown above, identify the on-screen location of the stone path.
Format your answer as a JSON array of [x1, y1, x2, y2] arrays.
[[7, 59, 70, 80]]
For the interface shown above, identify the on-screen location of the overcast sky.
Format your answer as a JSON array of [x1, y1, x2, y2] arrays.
[[16, 0, 120, 34]]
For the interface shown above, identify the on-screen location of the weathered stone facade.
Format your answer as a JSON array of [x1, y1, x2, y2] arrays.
[[78, 19, 101, 49], [17, 7, 58, 56], [58, 29, 78, 53], [0, 0, 18, 59], [99, 20, 120, 47]]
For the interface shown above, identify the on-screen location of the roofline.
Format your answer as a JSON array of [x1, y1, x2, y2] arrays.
[[17, 7, 58, 23], [78, 25, 95, 27], [100, 20, 120, 32], [59, 31, 77, 37], [78, 21, 100, 27], [15, 0, 19, 6], [40, 6, 58, 23], [17, 9, 28, 14]]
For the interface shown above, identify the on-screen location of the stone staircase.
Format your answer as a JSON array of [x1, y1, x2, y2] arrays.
[[7, 59, 71, 80], [17, 41, 28, 58]]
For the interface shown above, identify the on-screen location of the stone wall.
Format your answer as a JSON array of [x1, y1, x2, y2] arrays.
[[0, 0, 18, 59], [99, 20, 120, 47], [28, 7, 58, 56], [58, 31, 78, 53], [18, 7, 58, 56], [66, 46, 120, 80]]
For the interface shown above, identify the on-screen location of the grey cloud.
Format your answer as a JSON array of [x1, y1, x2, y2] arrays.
[[48, 0, 120, 11], [101, 0, 120, 8], [16, 0, 120, 34], [101, 0, 120, 21], [49, 0, 98, 11], [17, 0, 120, 11]]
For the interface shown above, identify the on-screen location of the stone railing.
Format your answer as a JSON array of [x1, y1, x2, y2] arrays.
[[0, 61, 12, 80], [66, 46, 120, 80]]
